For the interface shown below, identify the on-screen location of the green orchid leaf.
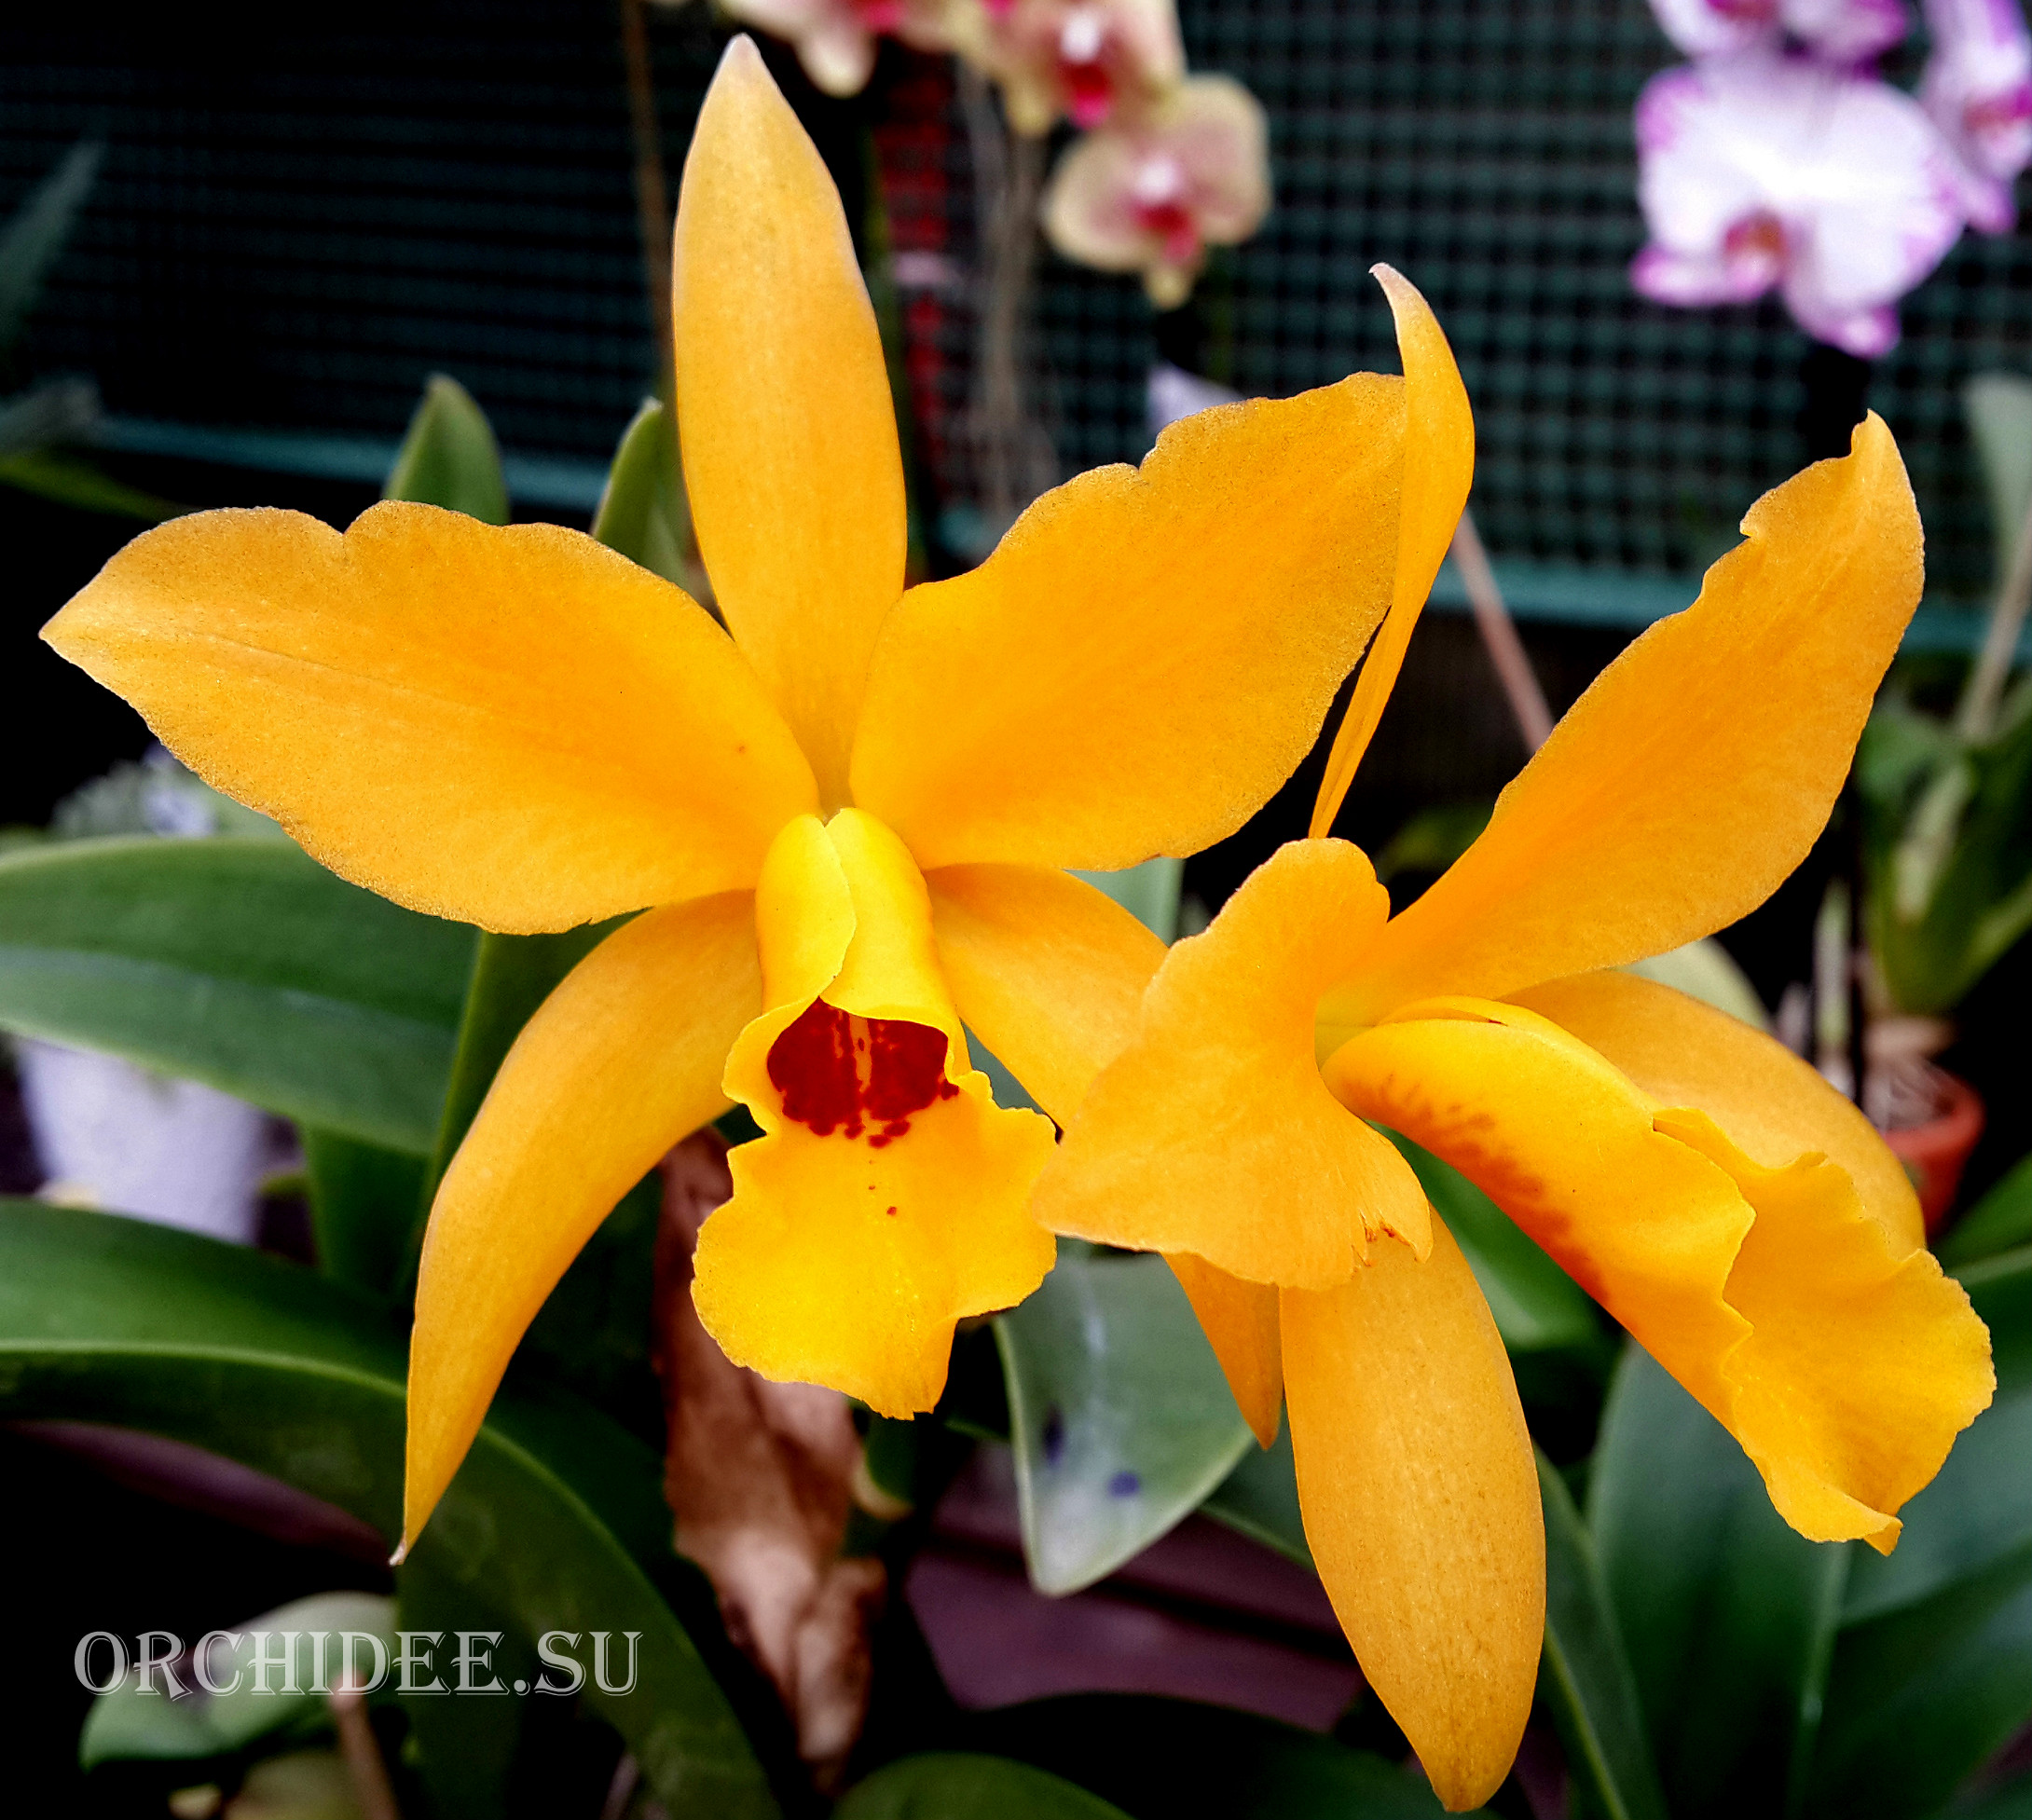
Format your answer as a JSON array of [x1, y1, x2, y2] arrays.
[[1940, 1154, 2032, 1267], [419, 922, 619, 1205], [1845, 1243, 2032, 1622], [1811, 1241, 2032, 1819], [1960, 1772, 2032, 1820], [962, 1693, 1483, 1817], [1072, 856, 1185, 943], [383, 375, 509, 525], [0, 838, 474, 1152], [1587, 1345, 1847, 1820], [301, 1129, 428, 1295], [1808, 1532, 2032, 1820], [0, 447, 181, 519], [1537, 1452, 1668, 1820], [995, 1252, 1251, 1595], [1201, 1421, 1310, 1567], [1387, 1132, 1603, 1358], [0, 1201, 780, 1819], [592, 397, 699, 593], [0, 136, 101, 358], [81, 1593, 398, 1769], [835, 1753, 1134, 1820]]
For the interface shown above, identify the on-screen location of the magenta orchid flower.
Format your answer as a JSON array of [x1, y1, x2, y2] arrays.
[[1923, 0, 2032, 229], [1647, 0, 1909, 62], [1632, 51, 1968, 356], [1040, 74, 1269, 308]]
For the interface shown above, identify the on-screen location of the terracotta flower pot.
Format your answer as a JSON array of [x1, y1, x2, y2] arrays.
[[1882, 1069, 1986, 1235]]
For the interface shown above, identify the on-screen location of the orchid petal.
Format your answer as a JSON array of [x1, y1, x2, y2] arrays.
[[1283, 1215, 1543, 1813], [1324, 997, 1992, 1549], [1333, 412, 1919, 1020], [405, 893, 762, 1547], [925, 862, 1165, 1128], [1034, 839, 1430, 1289], [1170, 1252, 1283, 1447], [851, 365, 1404, 873], [675, 39, 907, 802], [43, 504, 816, 933], [694, 812, 1058, 1416], [1311, 267, 1475, 837]]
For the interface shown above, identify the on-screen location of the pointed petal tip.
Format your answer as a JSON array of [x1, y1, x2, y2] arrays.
[[389, 1539, 408, 1567]]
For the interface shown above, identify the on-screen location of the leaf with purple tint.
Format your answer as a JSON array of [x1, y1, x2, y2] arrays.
[[994, 1252, 1252, 1596]]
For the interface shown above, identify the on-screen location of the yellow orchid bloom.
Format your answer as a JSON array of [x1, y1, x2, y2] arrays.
[[38, 40, 1459, 1554], [1031, 323, 1996, 1806]]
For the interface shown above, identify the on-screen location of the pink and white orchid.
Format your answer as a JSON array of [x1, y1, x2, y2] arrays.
[[1923, 0, 2032, 229], [1647, 0, 1909, 63], [710, 0, 976, 96], [981, 0, 1184, 135], [1632, 51, 1969, 356], [1041, 73, 1268, 308]]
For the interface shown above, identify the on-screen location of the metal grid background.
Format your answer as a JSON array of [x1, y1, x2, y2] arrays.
[[4, 0, 2029, 600]]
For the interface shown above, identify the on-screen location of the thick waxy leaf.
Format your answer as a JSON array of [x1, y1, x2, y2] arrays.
[[591, 397, 698, 592], [1809, 1534, 2032, 1820], [1201, 1422, 1310, 1566], [0, 838, 474, 1151], [1844, 1240, 2032, 1621], [1940, 1156, 2032, 1268], [995, 1252, 1252, 1594], [1587, 1345, 1848, 1820], [1073, 855, 1186, 942], [1537, 1454, 1669, 1820], [963, 1693, 1483, 1817], [81, 1593, 397, 1769], [382, 375, 509, 526], [835, 1753, 1134, 1820], [0, 136, 101, 352], [419, 921, 620, 1204], [302, 1129, 427, 1294], [0, 1202, 779, 1818], [1804, 1244, 2032, 1817]]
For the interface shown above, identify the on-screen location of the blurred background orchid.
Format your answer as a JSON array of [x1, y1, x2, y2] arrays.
[[1633, 0, 2032, 352]]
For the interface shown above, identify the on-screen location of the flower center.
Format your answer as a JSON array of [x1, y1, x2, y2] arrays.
[[768, 998, 958, 1146], [1130, 156, 1201, 264], [1710, 0, 1778, 20], [1058, 13, 1117, 128], [1969, 83, 2032, 135], [1723, 209, 1788, 279], [858, 0, 906, 29]]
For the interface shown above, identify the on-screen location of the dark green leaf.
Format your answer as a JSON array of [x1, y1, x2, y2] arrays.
[[962, 1693, 1481, 1818], [1201, 1421, 1309, 1567], [0, 838, 473, 1151], [0, 137, 101, 356], [0, 447, 181, 519], [382, 375, 508, 524], [994, 1252, 1251, 1594], [420, 924, 619, 1199], [1809, 1533, 2032, 1819], [81, 1593, 397, 1768], [1843, 1235, 2032, 1621], [302, 1129, 427, 1294], [591, 397, 699, 592], [1959, 1771, 2032, 1820], [1536, 1452, 1668, 1820], [835, 1753, 1133, 1820], [1941, 1153, 2032, 1267], [1587, 1345, 1847, 1820], [0, 1201, 779, 1818]]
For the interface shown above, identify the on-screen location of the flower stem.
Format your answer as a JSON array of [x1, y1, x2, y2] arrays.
[[1450, 509, 1554, 753]]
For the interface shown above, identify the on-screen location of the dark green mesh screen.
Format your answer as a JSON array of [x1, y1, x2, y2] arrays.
[[3, 0, 2026, 605]]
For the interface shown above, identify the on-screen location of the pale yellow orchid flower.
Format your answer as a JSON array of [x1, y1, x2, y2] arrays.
[[41, 41, 1457, 1553], [1030, 309, 1996, 1808], [702, 0, 974, 98], [980, 0, 1184, 135], [1042, 75, 1270, 308]]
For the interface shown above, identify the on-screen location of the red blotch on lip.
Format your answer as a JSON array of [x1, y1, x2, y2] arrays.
[[768, 998, 959, 1143]]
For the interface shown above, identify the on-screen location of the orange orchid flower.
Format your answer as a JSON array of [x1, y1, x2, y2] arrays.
[[42, 42, 1458, 1556], [1031, 304, 1995, 1807]]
